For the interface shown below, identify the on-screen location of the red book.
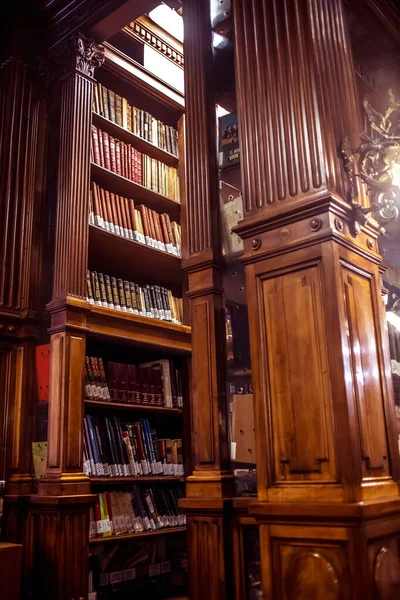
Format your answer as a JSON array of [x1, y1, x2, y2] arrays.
[[91, 125, 101, 165], [131, 148, 138, 183], [102, 131, 111, 171], [98, 128, 105, 167], [127, 146, 132, 181], [140, 367, 150, 405], [108, 362, 119, 401], [109, 136, 116, 173], [120, 142, 125, 178], [137, 150, 142, 185], [115, 140, 122, 176], [117, 363, 128, 402]]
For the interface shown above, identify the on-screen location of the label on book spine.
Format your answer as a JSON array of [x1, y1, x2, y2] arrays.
[[95, 215, 103, 228], [145, 235, 151, 246], [103, 220, 110, 232], [128, 229, 134, 240], [114, 224, 121, 236]]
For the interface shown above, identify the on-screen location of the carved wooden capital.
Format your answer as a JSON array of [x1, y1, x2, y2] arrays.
[[56, 33, 105, 80]]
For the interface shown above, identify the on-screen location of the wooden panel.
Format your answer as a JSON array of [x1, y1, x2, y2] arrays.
[[187, 515, 226, 600], [192, 300, 214, 466], [369, 537, 400, 599], [261, 263, 336, 482], [342, 266, 390, 478], [0, 347, 12, 481]]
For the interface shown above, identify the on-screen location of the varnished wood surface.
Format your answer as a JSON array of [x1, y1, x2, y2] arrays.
[[89, 224, 182, 293]]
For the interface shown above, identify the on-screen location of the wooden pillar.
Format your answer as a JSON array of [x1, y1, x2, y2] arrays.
[[232, 0, 400, 597], [30, 34, 104, 600], [180, 1, 234, 599], [0, 57, 42, 497]]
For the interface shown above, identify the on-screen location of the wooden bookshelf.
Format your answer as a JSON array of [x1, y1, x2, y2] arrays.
[[89, 525, 187, 545], [91, 162, 181, 222], [85, 399, 182, 415], [85, 302, 191, 353], [88, 224, 182, 291], [92, 112, 179, 167], [90, 476, 185, 484]]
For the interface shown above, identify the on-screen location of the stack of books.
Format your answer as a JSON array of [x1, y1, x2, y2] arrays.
[[89, 487, 185, 539], [89, 182, 181, 256], [93, 82, 178, 156], [84, 414, 184, 478], [87, 270, 183, 324], [91, 125, 180, 201]]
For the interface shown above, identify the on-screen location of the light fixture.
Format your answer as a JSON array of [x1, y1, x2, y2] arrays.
[[342, 89, 400, 233]]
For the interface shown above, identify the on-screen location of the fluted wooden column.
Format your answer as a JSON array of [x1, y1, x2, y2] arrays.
[[232, 0, 400, 598], [180, 1, 233, 599], [0, 57, 42, 496], [29, 34, 103, 600]]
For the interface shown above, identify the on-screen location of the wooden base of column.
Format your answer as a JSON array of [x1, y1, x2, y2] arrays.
[[28, 494, 95, 600], [180, 498, 235, 600], [250, 499, 400, 599]]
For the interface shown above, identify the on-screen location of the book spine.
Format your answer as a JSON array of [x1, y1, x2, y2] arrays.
[[97, 272, 108, 308], [87, 270, 94, 304], [108, 362, 119, 401], [110, 277, 120, 310]]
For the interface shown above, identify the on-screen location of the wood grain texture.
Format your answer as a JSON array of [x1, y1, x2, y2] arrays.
[[183, 0, 220, 256], [52, 37, 104, 300], [187, 515, 226, 600], [0, 58, 40, 311], [232, 0, 367, 217]]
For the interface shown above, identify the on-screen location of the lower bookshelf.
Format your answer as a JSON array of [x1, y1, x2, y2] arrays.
[[90, 476, 184, 484], [90, 525, 187, 545]]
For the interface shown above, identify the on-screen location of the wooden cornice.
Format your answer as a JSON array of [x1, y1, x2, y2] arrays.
[[346, 0, 400, 45], [123, 15, 184, 68]]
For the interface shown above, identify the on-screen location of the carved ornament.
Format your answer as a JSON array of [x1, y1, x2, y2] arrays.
[[75, 35, 105, 77], [342, 89, 400, 233]]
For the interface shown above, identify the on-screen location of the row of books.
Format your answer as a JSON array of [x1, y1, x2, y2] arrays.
[[93, 82, 178, 156], [89, 182, 181, 256], [85, 356, 183, 408], [91, 125, 180, 202], [90, 488, 185, 539], [87, 270, 184, 324], [84, 414, 184, 478]]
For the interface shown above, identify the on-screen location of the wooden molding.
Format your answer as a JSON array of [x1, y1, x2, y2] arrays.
[[123, 15, 184, 68]]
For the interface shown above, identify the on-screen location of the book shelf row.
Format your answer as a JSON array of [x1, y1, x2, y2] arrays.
[[92, 125, 180, 202], [90, 181, 181, 256], [84, 414, 184, 479], [93, 82, 178, 157], [87, 270, 183, 324], [90, 487, 186, 541]]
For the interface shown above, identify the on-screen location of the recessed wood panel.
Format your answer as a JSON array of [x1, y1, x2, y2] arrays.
[[261, 263, 336, 483], [342, 266, 390, 478], [192, 300, 214, 465]]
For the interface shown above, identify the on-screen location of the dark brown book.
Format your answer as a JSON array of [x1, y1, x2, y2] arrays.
[[91, 271, 101, 304], [117, 363, 128, 402], [124, 280, 132, 311], [110, 277, 120, 307], [130, 282, 138, 312], [163, 213, 174, 246], [97, 83, 104, 117], [108, 89, 116, 123], [108, 362, 119, 401], [87, 270, 94, 303], [101, 86, 109, 120], [98, 272, 107, 305], [115, 94, 123, 126], [117, 278, 126, 309], [102, 131, 111, 171], [147, 209, 157, 242], [140, 367, 149, 404], [104, 274, 114, 307], [165, 125, 171, 154]]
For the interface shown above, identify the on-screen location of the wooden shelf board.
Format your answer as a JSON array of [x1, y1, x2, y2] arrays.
[[103, 44, 185, 112], [90, 476, 184, 484], [89, 525, 186, 545], [88, 224, 182, 292], [86, 303, 191, 354], [93, 112, 179, 167], [85, 399, 182, 415], [91, 163, 181, 223]]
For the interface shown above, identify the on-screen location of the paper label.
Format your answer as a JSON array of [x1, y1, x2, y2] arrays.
[[110, 571, 123, 585], [149, 564, 161, 577], [124, 568, 136, 581]]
